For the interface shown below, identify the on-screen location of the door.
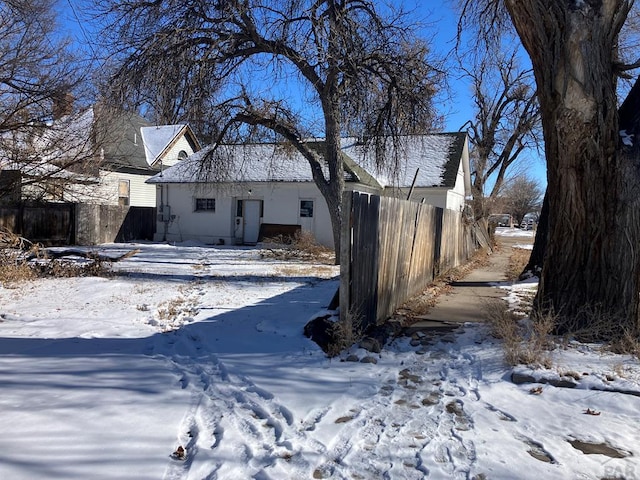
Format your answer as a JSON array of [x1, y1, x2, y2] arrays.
[[243, 200, 261, 244], [299, 199, 315, 234]]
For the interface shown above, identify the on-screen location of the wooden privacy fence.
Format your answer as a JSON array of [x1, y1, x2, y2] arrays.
[[0, 203, 75, 245], [0, 204, 156, 245], [340, 191, 481, 329], [75, 204, 156, 244]]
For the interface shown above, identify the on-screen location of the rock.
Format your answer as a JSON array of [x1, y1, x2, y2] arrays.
[[303, 315, 337, 353], [511, 371, 537, 385], [511, 371, 577, 389], [345, 354, 360, 362], [360, 356, 378, 364], [359, 336, 382, 353]]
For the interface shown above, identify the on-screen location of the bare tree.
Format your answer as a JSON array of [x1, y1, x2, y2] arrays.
[[0, 0, 98, 203], [462, 0, 640, 339], [459, 45, 541, 221], [500, 175, 542, 225], [94, 0, 443, 257]]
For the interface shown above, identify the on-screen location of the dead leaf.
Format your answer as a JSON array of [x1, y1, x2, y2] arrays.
[[529, 386, 543, 395], [172, 445, 186, 460], [583, 408, 601, 416]]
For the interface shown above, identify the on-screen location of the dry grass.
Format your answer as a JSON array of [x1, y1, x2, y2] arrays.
[[610, 328, 640, 358], [157, 296, 199, 324], [0, 229, 111, 285], [261, 231, 335, 264], [483, 299, 554, 367], [274, 264, 337, 278], [0, 249, 37, 286], [505, 247, 532, 281], [326, 308, 365, 358]]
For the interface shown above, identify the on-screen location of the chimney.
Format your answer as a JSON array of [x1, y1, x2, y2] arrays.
[[52, 92, 74, 120]]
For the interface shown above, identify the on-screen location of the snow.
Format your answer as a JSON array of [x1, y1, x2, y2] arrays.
[[341, 134, 458, 188], [495, 226, 536, 238], [620, 130, 634, 147], [1, 240, 639, 479], [149, 134, 460, 188], [148, 144, 323, 184], [141, 125, 187, 166]]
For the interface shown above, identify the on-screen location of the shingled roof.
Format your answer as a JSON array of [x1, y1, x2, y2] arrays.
[[340, 132, 467, 189], [148, 141, 382, 190], [148, 133, 468, 192], [90, 106, 153, 173]]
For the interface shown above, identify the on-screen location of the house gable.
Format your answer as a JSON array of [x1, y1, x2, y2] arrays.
[[141, 124, 201, 169]]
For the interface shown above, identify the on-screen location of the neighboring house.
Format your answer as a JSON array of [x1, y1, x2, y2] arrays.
[[341, 132, 471, 212], [97, 119, 201, 207], [82, 107, 201, 207], [146, 133, 471, 248], [0, 104, 201, 207]]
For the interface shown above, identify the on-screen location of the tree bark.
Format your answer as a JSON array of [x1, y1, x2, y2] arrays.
[[520, 190, 548, 279], [506, 0, 640, 338]]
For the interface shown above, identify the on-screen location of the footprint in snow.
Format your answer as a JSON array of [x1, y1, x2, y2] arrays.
[[445, 399, 473, 431]]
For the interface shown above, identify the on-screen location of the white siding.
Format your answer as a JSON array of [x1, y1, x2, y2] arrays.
[[154, 182, 335, 247], [99, 171, 157, 207], [161, 136, 198, 167]]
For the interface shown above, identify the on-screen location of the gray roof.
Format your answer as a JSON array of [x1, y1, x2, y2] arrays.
[[92, 107, 153, 173], [341, 133, 467, 188], [148, 142, 382, 189], [148, 134, 467, 189]]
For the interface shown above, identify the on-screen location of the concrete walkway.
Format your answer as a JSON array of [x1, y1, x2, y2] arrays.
[[407, 233, 533, 333]]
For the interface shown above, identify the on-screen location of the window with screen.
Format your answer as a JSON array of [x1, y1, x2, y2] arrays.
[[300, 200, 314, 217], [195, 198, 216, 211]]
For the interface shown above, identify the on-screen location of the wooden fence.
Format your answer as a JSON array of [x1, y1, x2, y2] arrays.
[[75, 204, 156, 244], [0, 204, 156, 246], [0, 204, 75, 245], [340, 191, 482, 328]]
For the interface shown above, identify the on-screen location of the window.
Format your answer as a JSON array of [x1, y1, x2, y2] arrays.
[[300, 200, 314, 218], [178, 150, 188, 161], [118, 179, 130, 206], [45, 181, 64, 201], [195, 198, 216, 211]]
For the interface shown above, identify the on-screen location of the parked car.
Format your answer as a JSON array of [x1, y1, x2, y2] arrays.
[[521, 218, 535, 230]]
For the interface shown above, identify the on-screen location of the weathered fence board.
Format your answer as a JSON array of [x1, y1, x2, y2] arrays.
[[0, 204, 155, 246], [341, 191, 479, 329], [0, 204, 74, 245]]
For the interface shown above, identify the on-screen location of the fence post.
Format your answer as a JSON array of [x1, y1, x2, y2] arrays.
[[432, 207, 444, 278], [339, 191, 353, 324]]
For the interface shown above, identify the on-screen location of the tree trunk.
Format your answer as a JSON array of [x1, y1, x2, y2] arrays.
[[506, 0, 640, 338], [520, 190, 548, 279], [317, 93, 344, 264]]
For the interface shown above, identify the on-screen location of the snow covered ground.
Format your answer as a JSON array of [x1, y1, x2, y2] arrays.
[[1, 235, 639, 480]]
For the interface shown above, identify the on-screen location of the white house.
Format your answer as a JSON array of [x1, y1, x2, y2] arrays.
[[341, 132, 471, 212], [147, 142, 382, 246], [146, 133, 471, 248]]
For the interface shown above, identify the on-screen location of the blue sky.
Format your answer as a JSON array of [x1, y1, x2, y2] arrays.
[[55, 0, 547, 190]]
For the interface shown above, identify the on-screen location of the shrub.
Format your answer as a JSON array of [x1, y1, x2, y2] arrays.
[[483, 299, 554, 367], [261, 231, 334, 263], [0, 229, 110, 285]]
